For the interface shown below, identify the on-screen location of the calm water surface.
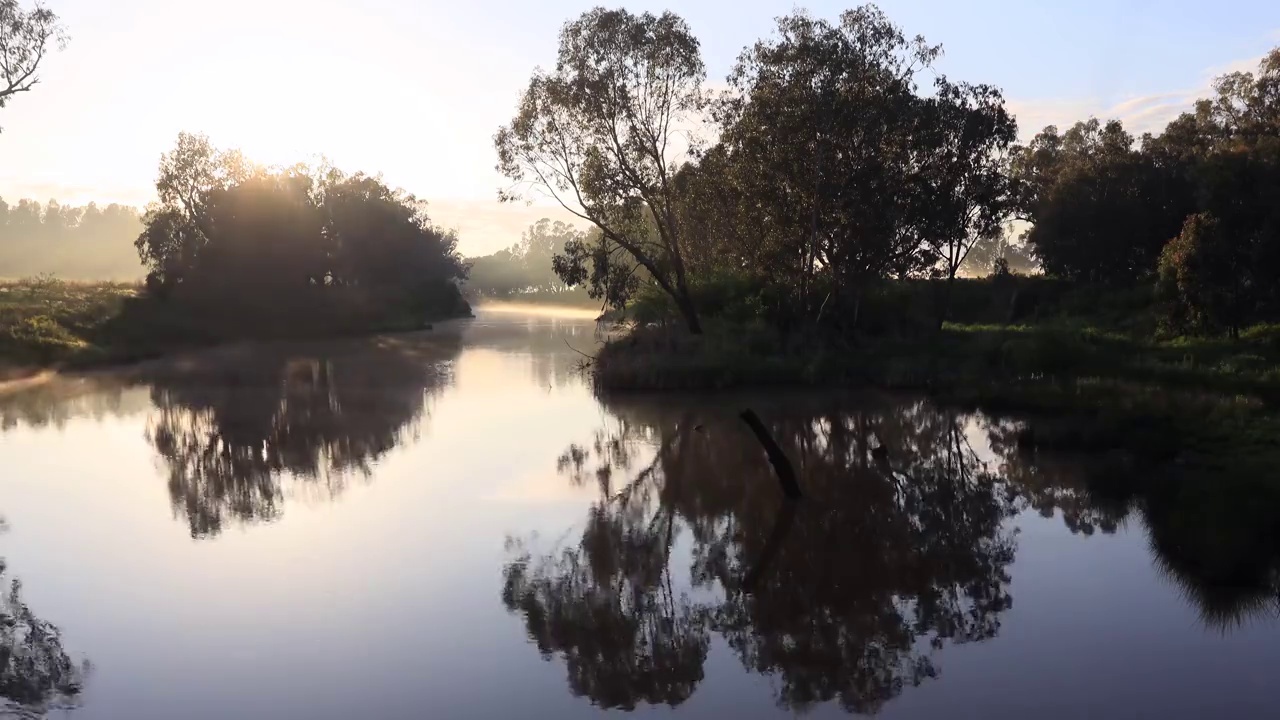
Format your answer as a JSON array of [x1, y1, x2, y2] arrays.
[[0, 307, 1277, 719]]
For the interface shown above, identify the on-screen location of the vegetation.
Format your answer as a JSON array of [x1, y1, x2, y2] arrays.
[[491, 5, 1280, 412], [495, 8, 709, 332], [0, 277, 136, 368], [0, 0, 64, 131], [0, 198, 144, 280], [0, 135, 473, 371], [135, 133, 470, 334], [463, 218, 596, 306]]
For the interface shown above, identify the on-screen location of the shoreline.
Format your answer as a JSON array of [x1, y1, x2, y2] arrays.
[[0, 311, 477, 396]]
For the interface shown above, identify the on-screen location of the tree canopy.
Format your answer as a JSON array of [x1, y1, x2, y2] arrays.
[[136, 133, 470, 335]]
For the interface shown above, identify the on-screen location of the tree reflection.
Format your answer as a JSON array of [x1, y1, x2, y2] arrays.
[[0, 376, 148, 431], [987, 416, 1280, 631], [145, 334, 460, 537], [0, 555, 85, 714], [504, 397, 1019, 714], [504, 416, 708, 710]]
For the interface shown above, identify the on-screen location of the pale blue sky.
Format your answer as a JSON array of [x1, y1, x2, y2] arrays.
[[1, 0, 1277, 254]]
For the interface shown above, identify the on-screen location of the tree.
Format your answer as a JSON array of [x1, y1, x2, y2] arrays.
[[715, 6, 944, 319], [1011, 119, 1188, 283], [495, 8, 708, 333], [1157, 213, 1248, 336], [0, 196, 144, 279], [916, 78, 1018, 321], [0, 0, 65, 130], [136, 133, 259, 287], [135, 133, 469, 330], [322, 171, 467, 300], [465, 219, 589, 299], [959, 231, 1036, 277], [1205, 48, 1280, 147]]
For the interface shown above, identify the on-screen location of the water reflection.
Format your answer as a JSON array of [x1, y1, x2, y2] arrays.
[[144, 334, 462, 537], [0, 331, 463, 540], [504, 397, 1019, 713], [989, 420, 1280, 631], [0, 377, 147, 431], [460, 315, 600, 390], [0, 550, 85, 715], [508, 394, 1280, 714]]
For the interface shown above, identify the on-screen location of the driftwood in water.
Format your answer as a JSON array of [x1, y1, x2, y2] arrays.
[[742, 500, 798, 592], [740, 409, 803, 499]]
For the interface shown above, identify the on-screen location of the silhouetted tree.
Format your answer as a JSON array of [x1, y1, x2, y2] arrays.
[[1011, 119, 1188, 283], [136, 134, 469, 334], [495, 8, 708, 332], [916, 78, 1018, 319]]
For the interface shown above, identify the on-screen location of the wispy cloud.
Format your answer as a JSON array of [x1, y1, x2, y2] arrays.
[[1008, 52, 1267, 140]]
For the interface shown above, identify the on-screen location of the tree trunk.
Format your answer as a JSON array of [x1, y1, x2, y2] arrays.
[[676, 289, 702, 335], [936, 273, 958, 331]]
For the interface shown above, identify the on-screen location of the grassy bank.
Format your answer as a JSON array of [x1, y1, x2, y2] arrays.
[[0, 278, 138, 368], [0, 277, 472, 373]]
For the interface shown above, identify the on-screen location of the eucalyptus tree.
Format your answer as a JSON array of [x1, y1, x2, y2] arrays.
[[495, 8, 709, 332]]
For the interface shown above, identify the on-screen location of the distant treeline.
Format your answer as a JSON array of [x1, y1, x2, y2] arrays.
[[463, 218, 596, 305], [0, 198, 144, 280]]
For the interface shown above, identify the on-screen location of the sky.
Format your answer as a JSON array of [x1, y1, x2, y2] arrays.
[[1, 0, 1278, 256]]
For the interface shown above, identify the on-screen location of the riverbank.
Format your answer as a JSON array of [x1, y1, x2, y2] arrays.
[[0, 278, 473, 375], [594, 319, 1280, 397], [590, 317, 1280, 486]]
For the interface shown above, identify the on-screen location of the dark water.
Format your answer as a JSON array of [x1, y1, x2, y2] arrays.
[[0, 308, 1277, 719]]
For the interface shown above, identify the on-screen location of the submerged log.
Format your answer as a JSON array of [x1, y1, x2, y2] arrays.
[[740, 408, 803, 499]]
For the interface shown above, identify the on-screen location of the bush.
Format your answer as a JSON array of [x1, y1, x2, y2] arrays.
[[1158, 213, 1248, 336]]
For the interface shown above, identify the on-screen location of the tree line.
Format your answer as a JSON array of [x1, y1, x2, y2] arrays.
[[463, 218, 592, 300], [0, 198, 144, 279], [497, 5, 1280, 337]]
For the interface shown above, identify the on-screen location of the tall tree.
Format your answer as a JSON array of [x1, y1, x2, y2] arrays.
[[716, 6, 943, 317], [0, 0, 65, 130], [495, 8, 708, 333], [916, 78, 1018, 320]]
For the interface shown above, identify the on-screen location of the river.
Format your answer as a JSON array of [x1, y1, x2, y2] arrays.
[[0, 307, 1277, 719]]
